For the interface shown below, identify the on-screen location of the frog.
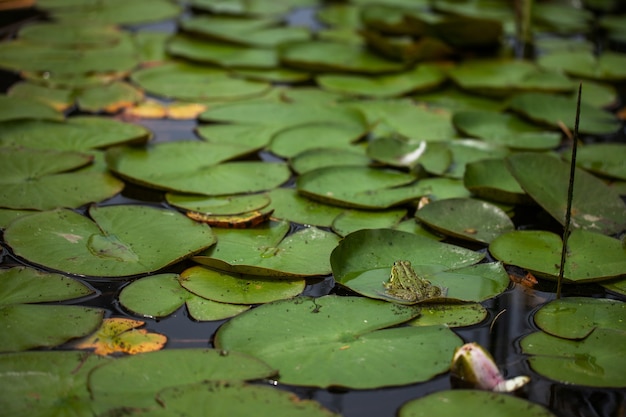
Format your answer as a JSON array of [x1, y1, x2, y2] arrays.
[[382, 260, 447, 303]]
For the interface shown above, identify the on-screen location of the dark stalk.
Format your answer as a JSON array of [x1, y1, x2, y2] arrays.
[[557, 83, 582, 299]]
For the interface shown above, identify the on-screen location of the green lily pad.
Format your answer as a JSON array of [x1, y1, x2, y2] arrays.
[[407, 303, 488, 327], [180, 15, 310, 48], [316, 64, 445, 98], [446, 139, 509, 178], [196, 123, 279, 151], [40, 0, 181, 25], [189, 0, 317, 16], [506, 153, 626, 235], [367, 137, 452, 174], [18, 21, 123, 47], [106, 141, 290, 195], [297, 165, 428, 209], [0, 209, 33, 229], [0, 116, 151, 151], [215, 295, 463, 388], [88, 349, 276, 412], [508, 92, 620, 135], [4, 205, 216, 277], [119, 273, 250, 320], [398, 389, 557, 417], [0, 147, 124, 210], [167, 193, 271, 216], [332, 208, 407, 237], [8, 81, 74, 112], [289, 147, 371, 175], [0, 351, 110, 417], [267, 187, 345, 227], [280, 40, 405, 74], [269, 122, 365, 158], [452, 110, 561, 150], [415, 198, 515, 244], [489, 229, 626, 282], [194, 220, 340, 277], [521, 328, 626, 387], [180, 265, 305, 304], [464, 158, 530, 204], [0, 266, 103, 352], [538, 50, 626, 81], [167, 34, 278, 68], [0, 95, 63, 122], [567, 143, 626, 181], [131, 62, 270, 102], [533, 297, 626, 339], [448, 59, 574, 96], [77, 81, 144, 113], [331, 228, 484, 284], [414, 87, 504, 113]]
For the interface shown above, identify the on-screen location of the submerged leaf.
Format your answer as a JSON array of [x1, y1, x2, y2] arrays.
[[72, 318, 166, 355]]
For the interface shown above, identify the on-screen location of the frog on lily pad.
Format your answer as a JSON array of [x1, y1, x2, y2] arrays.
[[381, 260, 447, 303]]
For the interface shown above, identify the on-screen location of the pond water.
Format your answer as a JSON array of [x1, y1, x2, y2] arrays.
[[0, 2, 625, 417]]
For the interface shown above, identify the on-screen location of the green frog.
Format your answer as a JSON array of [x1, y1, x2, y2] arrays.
[[382, 260, 446, 302]]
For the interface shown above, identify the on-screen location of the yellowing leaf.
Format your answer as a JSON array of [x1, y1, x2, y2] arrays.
[[73, 318, 166, 355]]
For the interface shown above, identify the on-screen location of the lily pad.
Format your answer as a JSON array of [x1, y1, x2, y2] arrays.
[[215, 295, 463, 388], [88, 348, 277, 412], [280, 40, 406, 74], [193, 221, 340, 277], [508, 92, 620, 135], [267, 187, 345, 227], [106, 141, 290, 195], [568, 143, 626, 181], [4, 205, 216, 277], [538, 50, 626, 82], [73, 318, 167, 356], [18, 21, 123, 47], [415, 198, 515, 244], [76, 81, 144, 113], [196, 123, 280, 151], [464, 158, 530, 204], [521, 328, 626, 387], [167, 193, 271, 216], [0, 351, 110, 417], [180, 265, 305, 304], [0, 266, 103, 352], [506, 153, 626, 235], [489, 229, 626, 282], [398, 389, 557, 417], [0, 116, 151, 151], [289, 147, 371, 174], [407, 303, 488, 327], [316, 64, 445, 98], [269, 122, 365, 158], [119, 273, 250, 320], [8, 81, 74, 111], [0, 95, 63, 122], [533, 297, 626, 339], [0, 147, 124, 210], [332, 208, 407, 237], [40, 0, 181, 25], [367, 137, 452, 174], [131, 62, 271, 102]]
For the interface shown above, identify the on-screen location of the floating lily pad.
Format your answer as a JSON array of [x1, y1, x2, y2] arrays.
[[446, 139, 509, 178], [0, 351, 110, 417], [280, 40, 405, 73], [415, 198, 515, 244], [464, 158, 530, 204], [167, 34, 278, 68], [73, 318, 167, 355], [4, 205, 216, 277], [297, 165, 426, 209], [106, 141, 290, 195], [332, 208, 407, 237], [414, 87, 504, 112], [151, 380, 339, 417], [508, 92, 620, 135], [0, 95, 63, 122], [367, 137, 452, 174], [196, 123, 280, 150], [521, 327, 626, 387], [567, 143, 626, 181], [180, 15, 310, 48], [167, 193, 271, 215], [131, 62, 270, 102], [88, 348, 276, 412], [180, 265, 305, 304], [0, 266, 103, 352], [18, 21, 123, 47], [189, 0, 317, 16], [538, 50, 626, 81], [119, 273, 250, 320], [289, 147, 371, 174], [194, 221, 340, 277], [40, 0, 182, 25], [407, 303, 488, 327], [215, 295, 463, 388], [506, 153, 626, 235], [269, 122, 365, 158], [8, 81, 74, 111], [448, 59, 574, 96], [0, 116, 151, 151], [489, 229, 626, 282], [398, 389, 557, 417], [316, 64, 445, 98], [267, 187, 345, 227], [452, 110, 561, 150], [533, 297, 626, 339], [0, 147, 124, 210], [77, 81, 144, 113]]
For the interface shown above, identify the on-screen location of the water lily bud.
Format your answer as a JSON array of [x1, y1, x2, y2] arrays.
[[450, 342, 529, 392]]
